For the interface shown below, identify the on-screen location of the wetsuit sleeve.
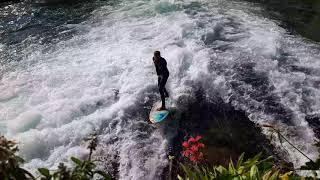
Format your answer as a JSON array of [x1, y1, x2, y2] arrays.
[[153, 58, 160, 75], [161, 58, 168, 73], [162, 58, 167, 68]]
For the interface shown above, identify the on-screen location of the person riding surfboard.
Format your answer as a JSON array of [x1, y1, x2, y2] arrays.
[[153, 51, 169, 111]]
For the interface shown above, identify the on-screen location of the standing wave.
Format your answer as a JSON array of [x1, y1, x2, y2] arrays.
[[0, 0, 319, 179]]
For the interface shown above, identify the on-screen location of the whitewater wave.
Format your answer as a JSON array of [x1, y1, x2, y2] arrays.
[[0, 0, 320, 179]]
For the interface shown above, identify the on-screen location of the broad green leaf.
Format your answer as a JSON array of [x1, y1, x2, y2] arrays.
[[216, 165, 227, 174], [237, 166, 244, 175], [237, 153, 244, 169], [38, 168, 50, 177], [71, 157, 83, 166], [249, 165, 258, 178], [229, 159, 236, 175]]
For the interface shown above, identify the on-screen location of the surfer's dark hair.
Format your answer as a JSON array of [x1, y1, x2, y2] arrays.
[[154, 51, 161, 57]]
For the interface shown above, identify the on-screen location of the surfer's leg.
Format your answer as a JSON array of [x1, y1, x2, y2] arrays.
[[157, 89, 166, 110], [164, 88, 169, 98], [158, 76, 166, 110], [163, 75, 169, 98], [160, 93, 166, 110], [158, 76, 163, 94], [158, 76, 161, 88]]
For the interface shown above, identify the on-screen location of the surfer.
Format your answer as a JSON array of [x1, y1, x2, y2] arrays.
[[153, 51, 169, 111]]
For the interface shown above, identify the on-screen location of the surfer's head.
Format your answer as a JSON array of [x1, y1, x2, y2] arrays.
[[154, 51, 161, 58]]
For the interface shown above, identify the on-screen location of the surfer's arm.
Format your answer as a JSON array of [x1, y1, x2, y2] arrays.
[[153, 58, 160, 75], [163, 58, 167, 68], [161, 58, 169, 74]]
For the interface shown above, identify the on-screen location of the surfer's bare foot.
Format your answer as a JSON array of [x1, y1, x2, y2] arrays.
[[157, 107, 166, 111]]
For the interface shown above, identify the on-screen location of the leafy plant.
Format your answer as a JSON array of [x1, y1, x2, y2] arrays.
[[178, 153, 299, 180], [38, 133, 111, 180], [0, 135, 35, 180], [38, 157, 110, 180], [0, 134, 111, 180]]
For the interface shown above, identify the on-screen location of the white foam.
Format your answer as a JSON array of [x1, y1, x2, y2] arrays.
[[7, 111, 41, 133], [1, 0, 320, 178]]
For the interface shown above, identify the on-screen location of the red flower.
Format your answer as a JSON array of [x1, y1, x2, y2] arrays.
[[198, 143, 205, 148], [182, 149, 191, 157], [190, 155, 197, 162], [190, 145, 199, 152], [190, 152, 204, 162], [195, 135, 202, 141], [182, 135, 205, 163], [182, 141, 189, 148], [188, 137, 196, 143]]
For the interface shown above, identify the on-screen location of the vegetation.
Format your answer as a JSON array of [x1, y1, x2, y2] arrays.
[[182, 135, 205, 163], [177, 132, 320, 180], [0, 136, 35, 180], [0, 134, 111, 180], [37, 133, 110, 180], [178, 153, 296, 180], [37, 157, 110, 180], [1, 129, 320, 180]]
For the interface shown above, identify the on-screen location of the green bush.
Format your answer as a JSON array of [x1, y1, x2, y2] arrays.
[[38, 157, 110, 180], [178, 153, 299, 180], [0, 134, 111, 180], [1, 133, 319, 180], [37, 133, 111, 180], [0, 135, 35, 180]]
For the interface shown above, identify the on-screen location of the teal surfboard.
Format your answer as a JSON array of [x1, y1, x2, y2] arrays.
[[149, 100, 170, 123]]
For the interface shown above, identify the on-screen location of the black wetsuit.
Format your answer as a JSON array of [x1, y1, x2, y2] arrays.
[[153, 57, 169, 108]]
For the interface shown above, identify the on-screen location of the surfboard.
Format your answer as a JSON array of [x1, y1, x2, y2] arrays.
[[149, 100, 170, 124]]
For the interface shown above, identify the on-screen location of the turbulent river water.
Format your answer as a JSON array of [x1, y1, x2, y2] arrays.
[[1, 0, 320, 179]]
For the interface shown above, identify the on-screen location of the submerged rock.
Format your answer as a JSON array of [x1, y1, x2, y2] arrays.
[[172, 89, 291, 165]]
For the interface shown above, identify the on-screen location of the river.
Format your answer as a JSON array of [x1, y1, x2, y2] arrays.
[[0, 0, 320, 179]]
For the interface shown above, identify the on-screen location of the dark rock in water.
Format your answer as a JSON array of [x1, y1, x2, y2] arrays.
[[166, 86, 293, 178], [163, 88, 295, 179], [175, 94, 272, 162]]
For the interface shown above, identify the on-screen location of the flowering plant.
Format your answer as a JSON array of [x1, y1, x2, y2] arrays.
[[182, 135, 205, 163]]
